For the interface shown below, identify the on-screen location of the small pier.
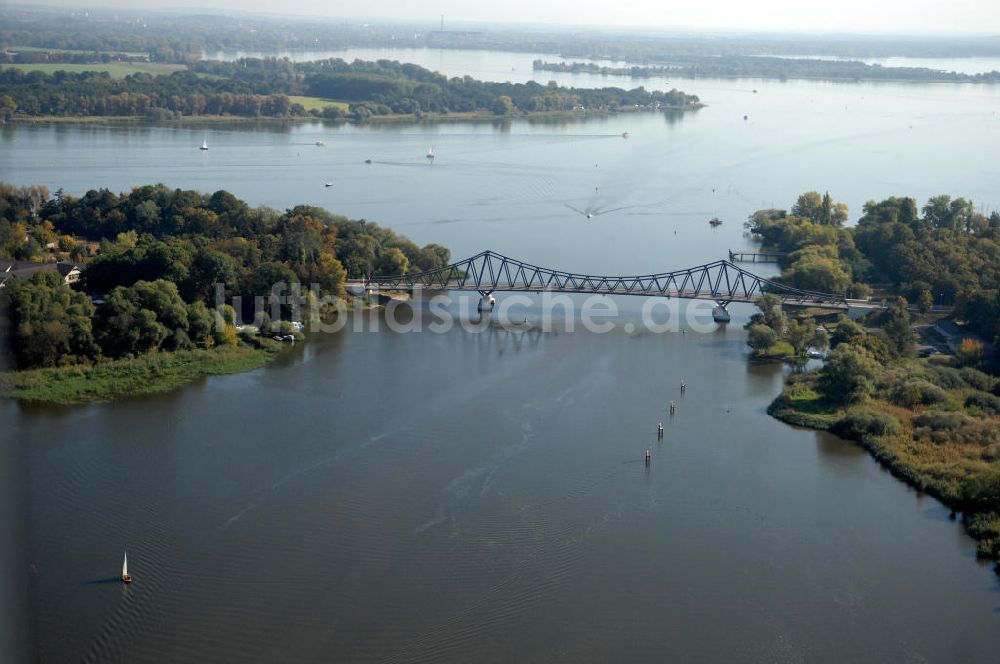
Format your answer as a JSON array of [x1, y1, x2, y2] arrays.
[[728, 249, 785, 264]]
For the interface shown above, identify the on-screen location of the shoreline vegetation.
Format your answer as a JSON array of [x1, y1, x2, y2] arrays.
[[5, 105, 700, 126], [0, 57, 702, 123], [0, 182, 453, 404], [533, 58, 1000, 84], [741, 192, 1000, 573], [0, 345, 279, 405]]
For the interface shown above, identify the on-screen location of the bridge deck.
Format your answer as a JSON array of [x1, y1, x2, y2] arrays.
[[346, 281, 850, 310], [343, 250, 851, 311]]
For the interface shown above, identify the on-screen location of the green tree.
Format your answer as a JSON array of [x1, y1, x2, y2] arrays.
[[3, 271, 97, 368], [781, 248, 851, 294], [186, 301, 215, 345], [747, 324, 778, 355], [376, 247, 409, 276], [185, 249, 236, 304], [492, 95, 515, 116], [818, 345, 882, 405], [872, 298, 915, 358], [746, 294, 786, 334], [94, 279, 188, 356], [786, 317, 816, 356]]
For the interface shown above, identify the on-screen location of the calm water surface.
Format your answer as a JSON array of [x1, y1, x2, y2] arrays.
[[2, 49, 1000, 662]]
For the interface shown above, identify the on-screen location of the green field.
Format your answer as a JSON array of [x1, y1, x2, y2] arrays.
[[2, 62, 187, 78], [287, 95, 350, 112], [11, 45, 149, 58]]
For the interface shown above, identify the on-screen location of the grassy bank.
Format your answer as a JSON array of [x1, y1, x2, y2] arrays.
[[769, 369, 1000, 570], [0, 345, 280, 405], [3, 62, 188, 77], [287, 95, 350, 112]]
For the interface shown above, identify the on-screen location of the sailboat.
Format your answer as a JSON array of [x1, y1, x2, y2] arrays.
[[199, 140, 208, 151], [426, 147, 434, 160], [122, 550, 131, 584]]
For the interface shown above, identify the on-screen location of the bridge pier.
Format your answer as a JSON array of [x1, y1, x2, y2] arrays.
[[712, 301, 731, 323], [477, 291, 496, 313]]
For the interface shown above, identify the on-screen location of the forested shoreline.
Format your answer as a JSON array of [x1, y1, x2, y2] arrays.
[[746, 191, 1000, 343], [0, 183, 450, 401], [0, 58, 701, 122], [740, 192, 1000, 572], [534, 58, 1000, 83]]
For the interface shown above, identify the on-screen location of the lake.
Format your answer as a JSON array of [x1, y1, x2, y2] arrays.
[[2, 48, 999, 662]]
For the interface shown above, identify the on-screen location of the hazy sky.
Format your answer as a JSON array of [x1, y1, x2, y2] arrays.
[[27, 1, 1000, 35]]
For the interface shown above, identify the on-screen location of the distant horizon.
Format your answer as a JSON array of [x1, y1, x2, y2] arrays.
[[7, 1, 1000, 38]]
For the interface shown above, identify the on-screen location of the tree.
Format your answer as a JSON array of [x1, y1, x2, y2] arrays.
[[375, 247, 409, 276], [186, 301, 216, 346], [185, 249, 236, 303], [93, 279, 189, 356], [747, 324, 778, 355], [746, 294, 786, 334], [3, 271, 97, 368], [791, 191, 847, 226], [818, 345, 882, 405], [416, 243, 451, 272], [781, 251, 851, 294], [95, 289, 168, 357], [918, 289, 934, 313], [871, 298, 915, 358], [956, 338, 985, 368], [492, 95, 515, 116], [786, 317, 816, 356]]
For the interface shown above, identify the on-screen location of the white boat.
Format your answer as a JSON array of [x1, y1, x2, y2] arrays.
[[199, 140, 208, 151], [122, 550, 131, 584], [426, 147, 434, 159], [324, 182, 334, 188], [315, 141, 325, 146]]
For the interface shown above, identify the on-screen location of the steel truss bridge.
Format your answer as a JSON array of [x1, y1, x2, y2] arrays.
[[345, 250, 850, 310]]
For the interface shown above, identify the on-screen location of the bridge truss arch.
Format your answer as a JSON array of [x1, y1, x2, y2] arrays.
[[348, 250, 848, 310]]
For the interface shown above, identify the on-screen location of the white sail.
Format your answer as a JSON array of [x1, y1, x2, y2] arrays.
[[200, 140, 208, 150], [426, 146, 434, 158], [122, 551, 128, 577]]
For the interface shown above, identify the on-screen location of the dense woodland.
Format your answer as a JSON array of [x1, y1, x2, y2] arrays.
[[745, 193, 1000, 569], [747, 191, 1000, 345], [0, 58, 700, 120], [0, 183, 450, 370]]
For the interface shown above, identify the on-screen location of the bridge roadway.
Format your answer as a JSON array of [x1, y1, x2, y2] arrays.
[[343, 250, 855, 311], [347, 279, 855, 310]]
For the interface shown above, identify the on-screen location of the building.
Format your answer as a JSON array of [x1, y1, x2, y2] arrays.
[[0, 260, 83, 288]]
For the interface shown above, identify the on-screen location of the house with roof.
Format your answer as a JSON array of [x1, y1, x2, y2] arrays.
[[0, 260, 83, 288]]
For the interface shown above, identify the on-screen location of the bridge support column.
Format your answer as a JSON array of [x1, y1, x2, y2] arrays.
[[712, 301, 731, 323], [477, 291, 496, 313]]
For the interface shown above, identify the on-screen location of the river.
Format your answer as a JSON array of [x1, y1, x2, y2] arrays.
[[2, 47, 999, 662]]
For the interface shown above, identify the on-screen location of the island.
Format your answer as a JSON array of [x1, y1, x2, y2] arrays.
[[533, 58, 1000, 84], [0, 58, 701, 123]]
